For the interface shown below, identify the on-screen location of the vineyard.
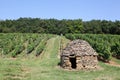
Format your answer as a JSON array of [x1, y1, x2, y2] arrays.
[[65, 34, 120, 62], [0, 33, 120, 61], [0, 33, 55, 58], [0, 33, 120, 80]]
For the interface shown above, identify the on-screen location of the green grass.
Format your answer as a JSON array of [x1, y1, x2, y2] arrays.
[[0, 36, 120, 80], [0, 58, 29, 80]]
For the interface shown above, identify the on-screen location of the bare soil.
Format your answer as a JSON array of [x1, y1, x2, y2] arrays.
[[106, 60, 120, 67]]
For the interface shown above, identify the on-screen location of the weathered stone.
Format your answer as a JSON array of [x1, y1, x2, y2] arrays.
[[76, 57, 81, 60], [60, 39, 98, 70]]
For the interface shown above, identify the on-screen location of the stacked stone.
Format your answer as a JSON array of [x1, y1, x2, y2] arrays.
[[61, 39, 98, 70], [62, 40, 97, 56]]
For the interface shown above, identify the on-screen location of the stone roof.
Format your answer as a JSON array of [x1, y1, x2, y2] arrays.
[[62, 39, 98, 56]]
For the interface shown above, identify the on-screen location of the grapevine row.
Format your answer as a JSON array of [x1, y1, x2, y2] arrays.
[[0, 33, 54, 57]]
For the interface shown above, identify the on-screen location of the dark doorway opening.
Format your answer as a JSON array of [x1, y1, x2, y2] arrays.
[[70, 58, 76, 69]]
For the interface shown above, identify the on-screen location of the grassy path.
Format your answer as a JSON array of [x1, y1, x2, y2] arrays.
[[27, 36, 61, 80]]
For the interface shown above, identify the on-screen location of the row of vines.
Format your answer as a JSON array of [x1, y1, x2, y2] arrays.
[[0, 33, 54, 57], [65, 34, 120, 62]]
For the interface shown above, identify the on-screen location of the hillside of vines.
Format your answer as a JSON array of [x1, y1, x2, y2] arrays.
[[65, 34, 120, 62], [0, 33, 55, 58], [0, 33, 120, 62]]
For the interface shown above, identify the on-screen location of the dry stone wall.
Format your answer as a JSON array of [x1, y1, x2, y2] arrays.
[[61, 39, 98, 70]]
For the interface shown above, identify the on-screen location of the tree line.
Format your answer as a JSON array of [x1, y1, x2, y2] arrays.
[[0, 17, 120, 34]]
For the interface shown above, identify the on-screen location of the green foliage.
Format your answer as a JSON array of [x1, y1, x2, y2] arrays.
[[36, 41, 46, 56], [1, 18, 120, 34], [26, 44, 35, 54], [112, 42, 120, 58], [102, 46, 111, 62], [12, 45, 25, 57], [0, 33, 54, 57]]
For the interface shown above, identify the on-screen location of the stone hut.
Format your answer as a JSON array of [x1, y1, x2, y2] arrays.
[[60, 39, 98, 70]]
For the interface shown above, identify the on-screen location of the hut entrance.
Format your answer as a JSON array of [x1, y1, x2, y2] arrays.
[[70, 57, 76, 69]]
